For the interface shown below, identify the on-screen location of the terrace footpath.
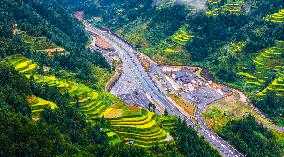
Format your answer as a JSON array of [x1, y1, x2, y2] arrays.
[[84, 22, 244, 157]]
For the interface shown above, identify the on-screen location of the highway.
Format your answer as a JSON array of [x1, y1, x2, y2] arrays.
[[85, 22, 244, 157]]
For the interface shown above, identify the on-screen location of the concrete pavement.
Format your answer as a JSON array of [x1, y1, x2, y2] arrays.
[[85, 22, 244, 157]]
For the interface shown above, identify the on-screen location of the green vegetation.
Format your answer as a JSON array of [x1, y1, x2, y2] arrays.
[[1, 0, 283, 156], [206, 0, 246, 16], [219, 115, 284, 157], [252, 91, 284, 126], [91, 0, 283, 124], [236, 41, 284, 95], [231, 41, 284, 125], [174, 119, 220, 157], [265, 9, 284, 23], [2, 54, 218, 155]]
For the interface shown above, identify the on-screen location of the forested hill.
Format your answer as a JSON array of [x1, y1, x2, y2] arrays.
[[0, 0, 110, 80], [90, 0, 284, 125], [0, 0, 88, 52], [0, 0, 222, 156]]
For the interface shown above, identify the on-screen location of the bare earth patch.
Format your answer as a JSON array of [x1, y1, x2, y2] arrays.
[[26, 95, 36, 103], [202, 90, 274, 132], [74, 11, 84, 21], [169, 94, 196, 117], [38, 48, 65, 57], [138, 56, 150, 72], [95, 35, 113, 50], [103, 107, 124, 118]]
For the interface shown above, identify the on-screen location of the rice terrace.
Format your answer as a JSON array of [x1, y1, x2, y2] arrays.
[[0, 0, 283, 157]]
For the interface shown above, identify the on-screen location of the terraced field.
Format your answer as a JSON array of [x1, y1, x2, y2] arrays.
[[237, 41, 284, 96], [206, 0, 245, 16], [207, 0, 222, 5], [171, 27, 193, 46], [265, 9, 284, 23], [158, 27, 194, 55], [20, 32, 66, 56], [109, 112, 176, 147], [259, 74, 284, 97], [5, 55, 38, 78], [4, 54, 175, 148], [3, 55, 59, 119], [27, 96, 58, 119]]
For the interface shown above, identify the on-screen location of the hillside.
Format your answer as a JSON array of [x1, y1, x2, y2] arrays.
[[1, 0, 284, 156], [90, 0, 284, 125], [0, 0, 222, 156], [85, 0, 284, 156]]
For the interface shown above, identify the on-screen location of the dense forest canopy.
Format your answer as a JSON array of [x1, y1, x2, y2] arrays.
[[0, 0, 111, 85], [219, 115, 283, 157]]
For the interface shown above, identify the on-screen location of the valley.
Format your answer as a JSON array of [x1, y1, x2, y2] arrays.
[[85, 21, 244, 157], [0, 0, 283, 156], [83, 7, 284, 154]]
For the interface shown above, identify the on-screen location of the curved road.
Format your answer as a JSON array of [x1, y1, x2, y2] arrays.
[[85, 23, 244, 157]]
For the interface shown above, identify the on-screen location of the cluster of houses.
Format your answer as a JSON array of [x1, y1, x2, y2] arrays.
[[170, 68, 204, 92]]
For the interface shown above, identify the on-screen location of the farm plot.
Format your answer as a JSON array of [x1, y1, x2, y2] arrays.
[[4, 55, 38, 78], [21, 32, 66, 56], [259, 74, 284, 97], [108, 111, 175, 147], [4, 55, 111, 120], [32, 75, 112, 119], [21, 33, 58, 50], [265, 9, 284, 23], [4, 55, 175, 148], [171, 27, 193, 46], [207, 0, 222, 5], [237, 41, 284, 95], [202, 90, 274, 133], [206, 0, 245, 16], [27, 96, 58, 120]]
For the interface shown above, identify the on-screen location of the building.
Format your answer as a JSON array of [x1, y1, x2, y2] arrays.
[[172, 68, 196, 84], [221, 86, 233, 95]]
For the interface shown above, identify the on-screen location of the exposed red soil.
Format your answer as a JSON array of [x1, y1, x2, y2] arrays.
[[74, 11, 84, 21], [95, 35, 113, 50]]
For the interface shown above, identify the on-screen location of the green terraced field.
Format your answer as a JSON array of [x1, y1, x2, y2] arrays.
[[237, 41, 284, 96], [4, 55, 38, 78], [29, 96, 58, 113], [206, 0, 245, 16], [4, 54, 176, 148], [259, 74, 284, 97], [32, 75, 111, 119], [4, 55, 111, 118], [265, 9, 284, 23], [207, 0, 222, 5], [171, 27, 193, 45], [21, 33, 59, 50], [109, 111, 175, 148]]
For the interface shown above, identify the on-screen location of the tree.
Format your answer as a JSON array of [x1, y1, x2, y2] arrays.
[[219, 115, 283, 157], [174, 119, 220, 157], [148, 102, 156, 112], [164, 109, 168, 116]]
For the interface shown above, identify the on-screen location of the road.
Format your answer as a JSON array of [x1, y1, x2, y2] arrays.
[[85, 22, 244, 157]]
